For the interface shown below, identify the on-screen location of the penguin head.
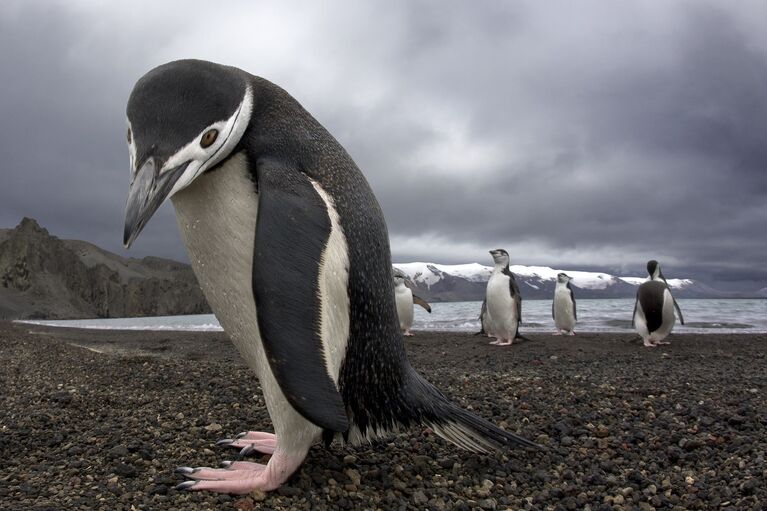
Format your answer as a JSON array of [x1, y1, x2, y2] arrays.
[[489, 249, 510, 266], [123, 60, 254, 248], [392, 267, 408, 287], [557, 273, 572, 284], [646, 260, 662, 280]]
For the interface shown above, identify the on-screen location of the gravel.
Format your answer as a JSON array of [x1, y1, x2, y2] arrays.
[[1, 321, 766, 510]]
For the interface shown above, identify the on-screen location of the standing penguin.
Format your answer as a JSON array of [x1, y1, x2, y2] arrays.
[[393, 267, 431, 336], [552, 273, 577, 335], [632, 260, 685, 347], [122, 60, 537, 494], [485, 249, 523, 346]]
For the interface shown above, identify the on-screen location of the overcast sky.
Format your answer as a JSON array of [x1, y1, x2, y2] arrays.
[[1, 1, 766, 287]]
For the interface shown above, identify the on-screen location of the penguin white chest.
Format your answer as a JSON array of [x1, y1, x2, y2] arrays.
[[486, 273, 518, 338], [395, 284, 414, 330], [553, 286, 575, 331], [169, 153, 328, 451], [170, 153, 264, 370]]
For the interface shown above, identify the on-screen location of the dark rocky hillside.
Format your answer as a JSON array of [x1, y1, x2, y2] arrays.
[[0, 218, 210, 320]]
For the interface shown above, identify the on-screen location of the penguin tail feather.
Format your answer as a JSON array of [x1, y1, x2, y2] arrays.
[[515, 333, 533, 343], [428, 403, 542, 452], [406, 369, 541, 453]]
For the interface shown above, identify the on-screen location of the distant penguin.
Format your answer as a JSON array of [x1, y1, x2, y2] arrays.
[[485, 249, 523, 346], [122, 60, 538, 494], [552, 273, 577, 335], [393, 267, 431, 336], [632, 260, 685, 347]]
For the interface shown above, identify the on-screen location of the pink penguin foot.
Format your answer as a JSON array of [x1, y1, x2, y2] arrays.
[[494, 339, 513, 346], [216, 431, 277, 456], [489, 339, 502, 345], [176, 450, 306, 494], [403, 330, 414, 337], [552, 331, 563, 336], [567, 331, 576, 336]]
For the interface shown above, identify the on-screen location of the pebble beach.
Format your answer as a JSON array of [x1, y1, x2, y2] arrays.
[[1, 321, 765, 510]]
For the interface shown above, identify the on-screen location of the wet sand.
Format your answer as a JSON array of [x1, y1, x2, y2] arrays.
[[1, 321, 765, 510]]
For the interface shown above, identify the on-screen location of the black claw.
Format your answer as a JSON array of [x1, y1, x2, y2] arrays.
[[174, 466, 198, 475], [235, 431, 248, 439], [220, 460, 233, 468], [216, 438, 234, 447], [175, 480, 198, 491], [239, 444, 256, 457]]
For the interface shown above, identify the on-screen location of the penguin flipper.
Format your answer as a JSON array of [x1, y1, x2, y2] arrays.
[[567, 281, 577, 321], [631, 297, 637, 328], [506, 273, 523, 322], [673, 297, 684, 325], [252, 159, 349, 433], [413, 295, 432, 313]]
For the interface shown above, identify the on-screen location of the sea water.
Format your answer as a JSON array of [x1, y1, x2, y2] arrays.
[[19, 299, 767, 334]]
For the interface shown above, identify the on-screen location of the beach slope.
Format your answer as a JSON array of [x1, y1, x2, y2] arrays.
[[1, 322, 765, 510]]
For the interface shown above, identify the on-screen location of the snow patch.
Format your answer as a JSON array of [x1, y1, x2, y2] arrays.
[[619, 277, 694, 289], [393, 262, 693, 290]]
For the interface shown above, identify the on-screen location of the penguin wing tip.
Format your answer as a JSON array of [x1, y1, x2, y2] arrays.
[[327, 415, 349, 434]]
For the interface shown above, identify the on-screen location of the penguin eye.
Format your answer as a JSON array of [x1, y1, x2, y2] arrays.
[[126, 128, 132, 145], [200, 129, 219, 148]]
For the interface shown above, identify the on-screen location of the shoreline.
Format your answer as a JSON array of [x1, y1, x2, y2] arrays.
[[14, 319, 767, 338], [2, 321, 765, 510]]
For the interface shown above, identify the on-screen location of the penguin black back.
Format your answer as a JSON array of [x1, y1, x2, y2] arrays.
[[638, 280, 667, 333], [238, 78, 412, 435], [241, 76, 534, 448]]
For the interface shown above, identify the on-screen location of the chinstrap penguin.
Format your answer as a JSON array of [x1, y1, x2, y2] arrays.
[[485, 249, 523, 346], [552, 273, 577, 335], [632, 260, 685, 347], [392, 267, 431, 336], [122, 60, 538, 494]]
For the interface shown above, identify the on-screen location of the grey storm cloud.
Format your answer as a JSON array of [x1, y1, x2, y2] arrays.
[[1, 0, 766, 288]]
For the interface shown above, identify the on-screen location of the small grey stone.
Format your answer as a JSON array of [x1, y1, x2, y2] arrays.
[[413, 490, 428, 505]]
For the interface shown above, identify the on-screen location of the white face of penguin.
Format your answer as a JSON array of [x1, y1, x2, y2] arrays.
[[123, 85, 253, 248], [155, 88, 253, 199], [490, 249, 510, 266]]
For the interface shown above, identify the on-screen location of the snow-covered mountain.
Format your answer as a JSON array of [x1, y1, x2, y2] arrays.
[[393, 262, 716, 301]]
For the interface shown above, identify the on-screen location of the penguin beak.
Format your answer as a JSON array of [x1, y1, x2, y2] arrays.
[[123, 157, 189, 248]]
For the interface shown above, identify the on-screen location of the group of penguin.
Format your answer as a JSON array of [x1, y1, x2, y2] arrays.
[[394, 251, 685, 348]]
